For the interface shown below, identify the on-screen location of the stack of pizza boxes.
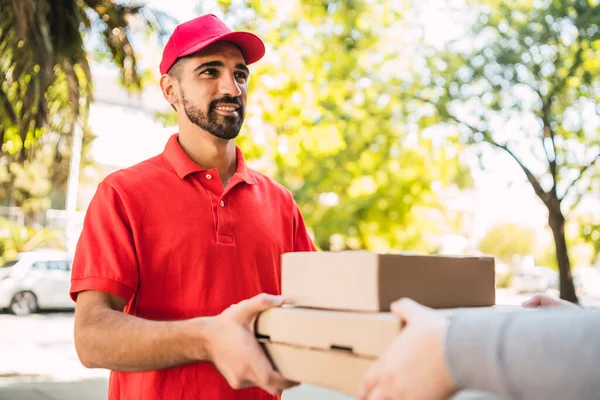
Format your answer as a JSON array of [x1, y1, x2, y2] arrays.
[[255, 251, 495, 397]]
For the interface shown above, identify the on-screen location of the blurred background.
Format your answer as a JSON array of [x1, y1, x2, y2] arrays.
[[0, 0, 598, 399]]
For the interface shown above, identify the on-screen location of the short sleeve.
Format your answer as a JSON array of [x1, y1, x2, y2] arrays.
[[70, 181, 139, 303], [293, 202, 318, 252]]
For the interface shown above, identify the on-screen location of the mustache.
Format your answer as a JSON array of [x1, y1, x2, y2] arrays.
[[209, 96, 242, 110]]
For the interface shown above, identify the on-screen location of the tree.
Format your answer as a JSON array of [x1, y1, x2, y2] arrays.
[[401, 0, 600, 302], [0, 0, 173, 212], [478, 223, 536, 263], [192, 0, 472, 252], [0, 217, 65, 264]]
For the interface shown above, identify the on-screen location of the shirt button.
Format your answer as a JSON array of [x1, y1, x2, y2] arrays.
[[220, 200, 225, 207], [205, 173, 212, 180]]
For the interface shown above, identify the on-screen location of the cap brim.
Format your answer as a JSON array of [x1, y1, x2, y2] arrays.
[[179, 31, 266, 65]]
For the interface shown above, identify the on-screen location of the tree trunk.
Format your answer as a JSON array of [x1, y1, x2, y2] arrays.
[[548, 205, 578, 303]]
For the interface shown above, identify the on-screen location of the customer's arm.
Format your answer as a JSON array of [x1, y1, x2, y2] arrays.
[[359, 299, 600, 400], [74, 291, 295, 395], [447, 308, 600, 400]]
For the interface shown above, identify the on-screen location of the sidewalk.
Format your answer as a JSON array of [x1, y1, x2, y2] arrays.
[[0, 378, 108, 400], [0, 378, 495, 400]]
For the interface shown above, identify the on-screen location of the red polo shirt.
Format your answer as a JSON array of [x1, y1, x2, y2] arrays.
[[70, 134, 317, 400]]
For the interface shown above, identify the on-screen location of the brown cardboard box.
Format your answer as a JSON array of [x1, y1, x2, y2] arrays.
[[255, 306, 401, 397], [282, 251, 495, 311], [256, 306, 526, 396]]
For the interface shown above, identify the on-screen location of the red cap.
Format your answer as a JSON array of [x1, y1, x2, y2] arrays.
[[159, 14, 265, 75]]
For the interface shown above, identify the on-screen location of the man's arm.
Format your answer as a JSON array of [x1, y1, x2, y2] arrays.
[[74, 291, 296, 395], [446, 308, 600, 400], [74, 291, 204, 371]]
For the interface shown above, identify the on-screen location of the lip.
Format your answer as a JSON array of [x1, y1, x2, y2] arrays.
[[215, 103, 239, 109], [213, 103, 240, 117]]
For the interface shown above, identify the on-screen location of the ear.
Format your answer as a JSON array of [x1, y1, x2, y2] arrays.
[[160, 74, 181, 109]]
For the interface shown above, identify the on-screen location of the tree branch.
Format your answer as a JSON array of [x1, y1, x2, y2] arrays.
[[522, 80, 543, 102], [520, 80, 559, 184], [540, 98, 558, 196], [481, 132, 550, 206], [562, 152, 600, 202], [411, 94, 551, 205]]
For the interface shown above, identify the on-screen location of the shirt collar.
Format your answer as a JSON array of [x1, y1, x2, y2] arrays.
[[162, 134, 257, 185], [234, 145, 258, 185]]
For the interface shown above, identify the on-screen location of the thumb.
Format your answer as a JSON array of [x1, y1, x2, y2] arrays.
[[521, 293, 542, 308], [390, 298, 429, 321], [238, 293, 284, 322]]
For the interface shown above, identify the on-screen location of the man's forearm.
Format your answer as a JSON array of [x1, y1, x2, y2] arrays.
[[75, 306, 211, 372], [445, 309, 600, 399]]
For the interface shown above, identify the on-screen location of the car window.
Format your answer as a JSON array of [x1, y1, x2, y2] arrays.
[[47, 260, 70, 271], [32, 261, 48, 270]]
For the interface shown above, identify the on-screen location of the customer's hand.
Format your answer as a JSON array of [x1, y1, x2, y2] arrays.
[[522, 293, 580, 309], [358, 298, 457, 400], [204, 293, 297, 395]]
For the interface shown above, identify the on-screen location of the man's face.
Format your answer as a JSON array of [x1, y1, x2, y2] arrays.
[[176, 41, 249, 140]]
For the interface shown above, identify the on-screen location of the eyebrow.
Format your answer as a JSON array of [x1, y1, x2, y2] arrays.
[[193, 60, 250, 74], [236, 63, 249, 74]]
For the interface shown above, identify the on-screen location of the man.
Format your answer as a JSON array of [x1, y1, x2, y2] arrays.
[[358, 294, 599, 400], [70, 14, 316, 400]]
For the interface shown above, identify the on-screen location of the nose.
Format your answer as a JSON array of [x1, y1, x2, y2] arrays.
[[218, 73, 242, 98]]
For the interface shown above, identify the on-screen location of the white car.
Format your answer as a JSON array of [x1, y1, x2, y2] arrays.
[[0, 251, 74, 316], [513, 266, 559, 294]]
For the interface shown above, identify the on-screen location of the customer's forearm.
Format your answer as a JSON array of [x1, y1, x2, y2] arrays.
[[75, 306, 211, 372], [445, 309, 600, 399]]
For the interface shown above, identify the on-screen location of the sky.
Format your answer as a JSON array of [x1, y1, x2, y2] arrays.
[[86, 0, 597, 253]]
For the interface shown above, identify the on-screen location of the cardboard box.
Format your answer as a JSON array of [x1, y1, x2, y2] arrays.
[[282, 251, 495, 311], [255, 306, 534, 396], [256, 306, 401, 396], [256, 306, 526, 396]]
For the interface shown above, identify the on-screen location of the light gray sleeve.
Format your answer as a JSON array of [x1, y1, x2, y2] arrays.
[[445, 308, 600, 400]]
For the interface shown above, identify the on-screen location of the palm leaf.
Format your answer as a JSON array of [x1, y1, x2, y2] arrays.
[[1, 0, 169, 165]]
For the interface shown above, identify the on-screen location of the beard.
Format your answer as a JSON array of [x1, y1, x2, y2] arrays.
[[181, 91, 245, 140]]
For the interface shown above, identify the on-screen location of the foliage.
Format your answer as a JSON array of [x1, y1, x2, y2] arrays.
[[0, 0, 174, 211], [0, 217, 65, 263], [186, 0, 472, 251], [578, 216, 600, 264], [398, 0, 600, 301], [479, 223, 536, 263], [496, 272, 513, 288]]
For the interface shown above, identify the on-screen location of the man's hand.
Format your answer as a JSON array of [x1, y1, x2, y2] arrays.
[[204, 293, 298, 395], [522, 293, 580, 309], [358, 298, 457, 400]]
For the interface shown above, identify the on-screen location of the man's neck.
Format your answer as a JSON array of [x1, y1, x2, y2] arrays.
[[178, 126, 237, 187]]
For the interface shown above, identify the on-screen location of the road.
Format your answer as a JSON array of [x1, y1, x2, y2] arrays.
[[2, 289, 596, 399]]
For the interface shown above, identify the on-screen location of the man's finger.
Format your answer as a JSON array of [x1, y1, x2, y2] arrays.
[[264, 371, 298, 395], [238, 293, 283, 322], [251, 340, 295, 394], [254, 360, 296, 395]]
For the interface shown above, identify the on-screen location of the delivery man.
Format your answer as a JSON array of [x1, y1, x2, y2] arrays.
[[70, 14, 316, 400]]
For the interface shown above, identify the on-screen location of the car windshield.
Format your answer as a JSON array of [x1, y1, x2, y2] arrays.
[[0, 260, 18, 268]]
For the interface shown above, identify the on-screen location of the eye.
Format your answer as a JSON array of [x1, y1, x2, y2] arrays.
[[201, 68, 219, 77], [235, 71, 248, 83]]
